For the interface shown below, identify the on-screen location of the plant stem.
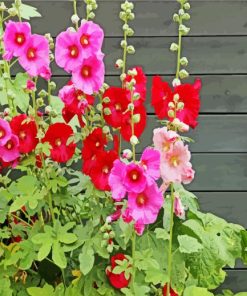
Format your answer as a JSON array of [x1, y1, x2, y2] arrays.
[[73, 0, 79, 30], [121, 20, 128, 87], [166, 183, 175, 296], [175, 4, 183, 79], [130, 229, 136, 292]]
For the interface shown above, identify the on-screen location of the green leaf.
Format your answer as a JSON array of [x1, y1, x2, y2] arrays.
[[18, 3, 41, 20], [183, 286, 214, 296], [50, 96, 65, 123], [13, 73, 30, 112], [145, 268, 168, 285], [79, 244, 95, 275], [52, 241, 67, 269], [178, 235, 203, 254], [174, 183, 199, 211], [27, 284, 55, 296], [37, 242, 52, 262], [154, 228, 169, 241]]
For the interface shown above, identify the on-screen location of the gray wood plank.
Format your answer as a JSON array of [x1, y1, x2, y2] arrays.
[[45, 75, 247, 114], [11, 36, 246, 75], [215, 270, 247, 292], [12, 1, 247, 37], [134, 115, 247, 153]]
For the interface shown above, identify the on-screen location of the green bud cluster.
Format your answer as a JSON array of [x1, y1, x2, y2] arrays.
[[171, 0, 191, 80], [167, 92, 185, 119], [100, 222, 115, 253], [84, 0, 98, 20]]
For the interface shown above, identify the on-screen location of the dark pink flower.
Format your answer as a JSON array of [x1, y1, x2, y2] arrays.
[[0, 118, 12, 146], [0, 134, 20, 162]]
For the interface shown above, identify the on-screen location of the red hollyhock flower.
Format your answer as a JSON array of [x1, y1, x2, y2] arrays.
[[151, 76, 173, 119], [10, 114, 38, 154], [106, 253, 130, 289], [88, 150, 118, 191], [82, 127, 107, 174], [102, 87, 129, 128], [151, 76, 201, 128], [163, 284, 178, 296], [42, 123, 76, 163], [124, 66, 147, 101], [120, 103, 147, 141]]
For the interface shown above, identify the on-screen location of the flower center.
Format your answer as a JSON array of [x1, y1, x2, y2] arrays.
[[15, 33, 25, 45], [0, 128, 5, 139], [115, 103, 121, 111], [19, 131, 26, 140], [163, 142, 170, 152], [69, 45, 79, 58], [55, 138, 62, 147], [170, 155, 179, 167], [6, 140, 13, 150], [81, 66, 91, 78], [80, 34, 90, 47], [136, 193, 147, 206], [27, 48, 36, 60], [102, 166, 109, 174], [95, 141, 100, 147], [129, 169, 140, 182]]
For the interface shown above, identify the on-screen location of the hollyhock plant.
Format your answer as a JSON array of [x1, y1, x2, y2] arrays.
[[10, 114, 38, 154], [0, 118, 12, 146], [106, 253, 130, 289], [42, 123, 76, 163], [160, 140, 194, 184], [153, 126, 178, 153], [174, 193, 185, 219], [123, 162, 147, 194], [0, 134, 20, 162], [72, 54, 105, 95], [55, 30, 83, 72], [78, 21, 104, 57], [88, 150, 118, 191], [102, 87, 129, 128], [3, 21, 31, 60], [18, 34, 50, 78]]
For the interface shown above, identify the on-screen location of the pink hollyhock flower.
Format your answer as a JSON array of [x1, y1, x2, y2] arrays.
[[123, 163, 147, 194], [0, 134, 20, 162], [78, 21, 104, 57], [18, 34, 50, 77], [174, 193, 185, 219], [26, 79, 36, 91], [108, 159, 127, 201], [182, 164, 195, 184], [160, 140, 192, 184], [72, 54, 105, 95], [127, 183, 163, 225], [153, 127, 178, 153], [134, 220, 145, 236], [3, 21, 31, 61], [140, 147, 160, 181], [40, 66, 52, 81], [106, 205, 123, 223], [55, 30, 83, 72], [0, 118, 12, 146], [122, 208, 133, 223]]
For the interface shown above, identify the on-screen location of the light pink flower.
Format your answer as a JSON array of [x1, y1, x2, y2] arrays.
[[3, 21, 31, 60], [18, 34, 50, 77], [0, 118, 12, 146], [160, 140, 192, 184], [181, 164, 195, 184], [26, 79, 36, 91], [72, 55, 105, 95], [78, 21, 104, 57], [55, 30, 83, 72], [174, 193, 185, 219], [127, 183, 163, 225], [153, 127, 178, 153], [123, 163, 147, 194], [140, 147, 160, 181], [109, 159, 127, 201], [0, 134, 20, 162]]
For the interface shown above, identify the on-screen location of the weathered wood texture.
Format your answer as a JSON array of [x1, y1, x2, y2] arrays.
[[8, 0, 247, 290]]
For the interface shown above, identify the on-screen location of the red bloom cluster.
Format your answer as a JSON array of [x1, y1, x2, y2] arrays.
[[103, 67, 147, 141], [151, 76, 201, 128], [106, 253, 130, 289], [82, 127, 118, 191]]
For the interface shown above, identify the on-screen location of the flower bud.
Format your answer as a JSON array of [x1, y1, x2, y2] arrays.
[[172, 78, 181, 87], [96, 103, 103, 112], [71, 14, 80, 24], [130, 135, 139, 146], [103, 96, 110, 104], [0, 2, 7, 11], [170, 43, 179, 52], [129, 12, 135, 20], [115, 59, 124, 69], [121, 40, 127, 48], [120, 73, 126, 81], [37, 98, 44, 107], [45, 105, 52, 114], [168, 109, 175, 118], [182, 13, 190, 20], [177, 102, 184, 110], [184, 3, 191, 10], [127, 45, 135, 54], [133, 92, 140, 101], [128, 103, 134, 111], [179, 24, 190, 35], [122, 149, 132, 159], [103, 233, 110, 240], [4, 108, 10, 116], [173, 93, 180, 102], [123, 23, 129, 31], [180, 57, 188, 66], [179, 69, 189, 79], [88, 12, 95, 19], [173, 13, 180, 22], [128, 68, 137, 76], [178, 9, 185, 16], [103, 126, 110, 134], [107, 244, 113, 253], [38, 89, 47, 98], [8, 7, 17, 16], [133, 113, 140, 123], [104, 108, 111, 115], [49, 81, 56, 90], [126, 28, 134, 37], [168, 102, 175, 109]]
